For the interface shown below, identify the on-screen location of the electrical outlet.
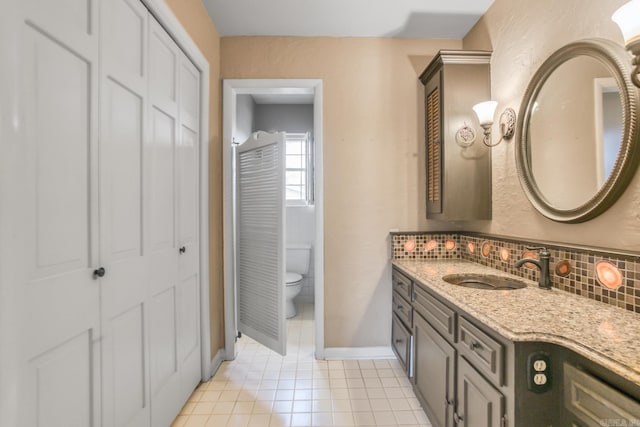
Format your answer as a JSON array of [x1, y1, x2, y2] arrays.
[[527, 352, 552, 393]]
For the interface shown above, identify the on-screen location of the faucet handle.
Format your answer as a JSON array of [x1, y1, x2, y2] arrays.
[[526, 246, 550, 256]]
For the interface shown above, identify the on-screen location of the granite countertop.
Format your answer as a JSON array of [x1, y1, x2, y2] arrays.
[[392, 259, 640, 387]]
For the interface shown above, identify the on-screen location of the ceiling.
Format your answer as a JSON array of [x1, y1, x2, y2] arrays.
[[203, 0, 495, 39]]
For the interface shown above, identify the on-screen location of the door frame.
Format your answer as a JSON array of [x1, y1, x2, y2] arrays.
[[139, 0, 213, 379], [223, 79, 325, 360]]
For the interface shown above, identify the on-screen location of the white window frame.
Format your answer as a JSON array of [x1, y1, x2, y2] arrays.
[[285, 131, 314, 206]]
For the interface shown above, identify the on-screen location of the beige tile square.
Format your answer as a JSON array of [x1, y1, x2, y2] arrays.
[[205, 414, 230, 426], [383, 389, 404, 399], [363, 378, 382, 388], [219, 391, 241, 402], [373, 361, 390, 370], [330, 379, 348, 389], [312, 399, 333, 412], [270, 412, 292, 427], [252, 400, 274, 414], [192, 402, 216, 415], [227, 414, 251, 427], [388, 399, 410, 411], [279, 380, 296, 390], [291, 413, 312, 427], [238, 391, 258, 402], [296, 380, 313, 390], [234, 401, 256, 414], [312, 389, 332, 400], [297, 371, 313, 380], [379, 378, 399, 388], [346, 379, 365, 389], [295, 389, 314, 400], [332, 399, 352, 412], [373, 411, 396, 426], [200, 391, 222, 402], [394, 411, 417, 425], [333, 412, 355, 426], [376, 370, 395, 379], [213, 402, 236, 414], [365, 389, 386, 399], [293, 400, 313, 413], [328, 361, 344, 370], [369, 399, 391, 412], [273, 401, 294, 413], [357, 361, 375, 370], [313, 379, 331, 389], [347, 389, 368, 400], [312, 412, 334, 426], [189, 391, 204, 402], [261, 380, 279, 390], [345, 370, 362, 379], [350, 400, 372, 412], [248, 414, 272, 427], [256, 390, 277, 401], [276, 390, 295, 401], [361, 370, 378, 379], [184, 415, 211, 427], [353, 412, 376, 426], [331, 389, 350, 400]]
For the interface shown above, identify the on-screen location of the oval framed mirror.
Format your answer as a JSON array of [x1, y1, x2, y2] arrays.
[[516, 39, 640, 223]]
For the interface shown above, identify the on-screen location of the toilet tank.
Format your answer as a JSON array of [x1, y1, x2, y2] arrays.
[[286, 244, 311, 275]]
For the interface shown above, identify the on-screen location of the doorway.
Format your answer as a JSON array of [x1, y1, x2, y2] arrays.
[[222, 79, 325, 361]]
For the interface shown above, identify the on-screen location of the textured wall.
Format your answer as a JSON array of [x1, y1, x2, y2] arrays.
[[461, 0, 640, 250], [221, 37, 461, 347], [163, 0, 225, 356]]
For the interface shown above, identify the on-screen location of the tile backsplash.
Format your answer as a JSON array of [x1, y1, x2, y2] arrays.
[[391, 232, 640, 314]]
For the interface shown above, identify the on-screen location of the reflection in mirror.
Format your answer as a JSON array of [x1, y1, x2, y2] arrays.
[[516, 38, 640, 223], [528, 56, 623, 210]]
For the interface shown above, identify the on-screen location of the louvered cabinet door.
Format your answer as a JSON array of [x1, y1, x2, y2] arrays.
[[425, 70, 443, 216]]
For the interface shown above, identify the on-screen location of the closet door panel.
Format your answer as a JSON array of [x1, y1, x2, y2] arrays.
[[99, 1, 150, 426], [21, 1, 100, 424], [147, 17, 183, 427]]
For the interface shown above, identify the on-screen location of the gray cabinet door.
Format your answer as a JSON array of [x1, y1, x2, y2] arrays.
[[413, 312, 455, 427], [456, 357, 504, 427]]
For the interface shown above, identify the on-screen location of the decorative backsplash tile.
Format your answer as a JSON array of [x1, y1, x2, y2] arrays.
[[391, 232, 640, 315]]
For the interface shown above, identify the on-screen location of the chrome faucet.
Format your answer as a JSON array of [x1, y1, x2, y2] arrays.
[[515, 247, 552, 290]]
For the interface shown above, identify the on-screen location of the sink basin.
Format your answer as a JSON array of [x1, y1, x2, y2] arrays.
[[442, 274, 528, 290]]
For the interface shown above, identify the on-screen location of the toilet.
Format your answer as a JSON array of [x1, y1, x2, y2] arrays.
[[285, 244, 311, 319]]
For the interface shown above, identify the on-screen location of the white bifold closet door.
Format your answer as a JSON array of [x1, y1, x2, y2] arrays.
[[18, 0, 202, 426], [236, 131, 287, 355], [21, 1, 101, 426]]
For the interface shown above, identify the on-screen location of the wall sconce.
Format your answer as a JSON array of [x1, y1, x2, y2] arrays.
[[471, 101, 516, 147], [612, 0, 640, 88]]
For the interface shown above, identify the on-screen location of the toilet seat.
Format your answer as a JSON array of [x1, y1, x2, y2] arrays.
[[286, 272, 302, 285]]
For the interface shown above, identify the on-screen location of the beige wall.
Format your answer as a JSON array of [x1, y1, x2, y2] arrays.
[[221, 37, 461, 347], [164, 0, 225, 355], [461, 0, 640, 249]]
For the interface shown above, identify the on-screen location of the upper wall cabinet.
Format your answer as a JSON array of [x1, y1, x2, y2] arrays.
[[419, 51, 492, 221]]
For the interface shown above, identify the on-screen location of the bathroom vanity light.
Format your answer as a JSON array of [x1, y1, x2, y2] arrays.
[[471, 101, 516, 147], [612, 0, 640, 88]]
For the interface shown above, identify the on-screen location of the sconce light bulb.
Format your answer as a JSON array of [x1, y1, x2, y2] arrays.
[[613, 0, 640, 50], [473, 101, 498, 127]]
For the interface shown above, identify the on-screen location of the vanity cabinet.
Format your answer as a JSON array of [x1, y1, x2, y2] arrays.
[[391, 269, 414, 376], [419, 51, 493, 220], [457, 357, 505, 427]]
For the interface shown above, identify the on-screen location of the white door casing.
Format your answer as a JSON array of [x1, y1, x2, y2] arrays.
[[236, 131, 287, 355]]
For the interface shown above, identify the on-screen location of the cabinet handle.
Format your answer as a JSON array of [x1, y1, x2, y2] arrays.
[[396, 304, 404, 311], [93, 267, 106, 278], [179, 246, 186, 254], [454, 412, 464, 424], [469, 341, 482, 351], [395, 339, 403, 344], [445, 398, 453, 406]]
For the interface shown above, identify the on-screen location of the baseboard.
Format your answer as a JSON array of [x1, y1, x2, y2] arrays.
[[206, 349, 225, 380], [323, 346, 396, 360]]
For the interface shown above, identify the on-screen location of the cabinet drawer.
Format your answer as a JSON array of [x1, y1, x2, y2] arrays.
[[564, 363, 640, 426], [458, 317, 504, 385], [392, 268, 413, 301], [392, 291, 412, 328], [392, 313, 412, 376], [413, 284, 456, 341]]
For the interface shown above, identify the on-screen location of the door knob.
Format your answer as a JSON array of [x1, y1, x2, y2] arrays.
[[179, 246, 186, 254], [93, 267, 106, 278]]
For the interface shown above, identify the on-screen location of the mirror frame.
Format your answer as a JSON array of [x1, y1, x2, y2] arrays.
[[516, 38, 640, 223]]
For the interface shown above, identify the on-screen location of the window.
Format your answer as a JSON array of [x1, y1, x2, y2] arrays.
[[285, 132, 314, 205]]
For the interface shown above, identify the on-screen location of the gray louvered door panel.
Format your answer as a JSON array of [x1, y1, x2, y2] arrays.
[[236, 131, 286, 355]]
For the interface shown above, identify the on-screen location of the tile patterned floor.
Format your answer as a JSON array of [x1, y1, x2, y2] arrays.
[[172, 304, 432, 427]]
